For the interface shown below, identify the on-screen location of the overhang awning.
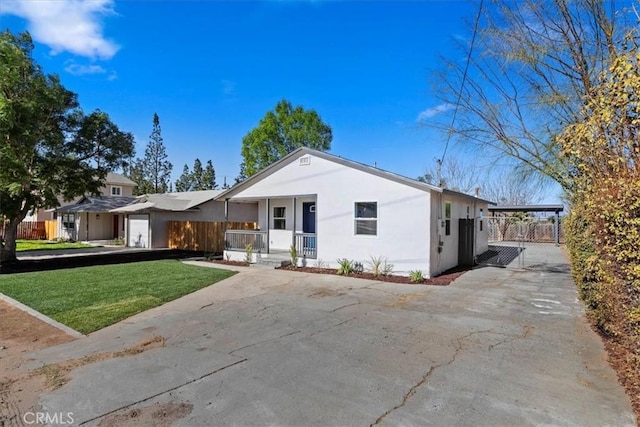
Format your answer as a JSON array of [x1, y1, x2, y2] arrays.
[[488, 204, 564, 213]]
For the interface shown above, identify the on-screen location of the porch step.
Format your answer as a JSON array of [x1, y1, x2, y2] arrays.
[[254, 253, 291, 268]]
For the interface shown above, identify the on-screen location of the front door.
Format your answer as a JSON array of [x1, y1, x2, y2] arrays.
[[302, 202, 316, 233], [113, 215, 119, 239]]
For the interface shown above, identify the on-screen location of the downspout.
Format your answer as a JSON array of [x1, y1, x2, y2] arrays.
[[86, 212, 89, 242]]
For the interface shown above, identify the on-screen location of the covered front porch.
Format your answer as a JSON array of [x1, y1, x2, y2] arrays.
[[223, 195, 317, 261]]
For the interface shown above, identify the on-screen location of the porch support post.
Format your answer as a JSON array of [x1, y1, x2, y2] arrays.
[[554, 210, 560, 247], [292, 197, 297, 248], [265, 198, 270, 254], [85, 212, 89, 242], [224, 198, 229, 251]]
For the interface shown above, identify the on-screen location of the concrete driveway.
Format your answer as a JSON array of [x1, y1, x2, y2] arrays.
[[29, 245, 635, 426]]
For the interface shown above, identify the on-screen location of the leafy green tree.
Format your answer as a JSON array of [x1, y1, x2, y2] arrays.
[[140, 113, 172, 193], [202, 160, 217, 190], [175, 164, 194, 192], [0, 31, 134, 263], [240, 99, 332, 177]]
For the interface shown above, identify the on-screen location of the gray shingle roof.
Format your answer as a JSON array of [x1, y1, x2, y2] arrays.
[[57, 196, 137, 213], [111, 190, 223, 213], [106, 172, 137, 187]]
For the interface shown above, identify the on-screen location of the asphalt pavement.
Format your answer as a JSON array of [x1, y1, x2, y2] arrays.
[[25, 244, 636, 426]]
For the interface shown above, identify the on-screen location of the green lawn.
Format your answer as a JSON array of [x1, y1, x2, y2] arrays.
[[0, 260, 235, 334], [16, 240, 93, 252]]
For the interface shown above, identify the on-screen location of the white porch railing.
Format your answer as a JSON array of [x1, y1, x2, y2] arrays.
[[295, 233, 317, 259], [225, 230, 267, 252]]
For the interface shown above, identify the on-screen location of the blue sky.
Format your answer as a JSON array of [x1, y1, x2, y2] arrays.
[[1, 0, 559, 200]]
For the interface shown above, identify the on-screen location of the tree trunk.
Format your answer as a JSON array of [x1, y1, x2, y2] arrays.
[[0, 219, 20, 264]]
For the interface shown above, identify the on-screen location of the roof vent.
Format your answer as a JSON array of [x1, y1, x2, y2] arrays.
[[299, 156, 311, 166]]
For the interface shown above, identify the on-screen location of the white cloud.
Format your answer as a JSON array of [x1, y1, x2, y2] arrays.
[[417, 103, 455, 122], [65, 62, 106, 76], [1, 0, 119, 59]]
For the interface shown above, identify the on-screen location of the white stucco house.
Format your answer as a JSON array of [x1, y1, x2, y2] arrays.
[[111, 190, 258, 248], [217, 148, 492, 277]]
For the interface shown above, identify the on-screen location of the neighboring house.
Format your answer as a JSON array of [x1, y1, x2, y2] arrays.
[[217, 148, 492, 277], [53, 173, 137, 241], [111, 190, 257, 248]]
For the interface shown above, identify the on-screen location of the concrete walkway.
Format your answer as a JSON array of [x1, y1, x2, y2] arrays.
[[27, 246, 635, 426]]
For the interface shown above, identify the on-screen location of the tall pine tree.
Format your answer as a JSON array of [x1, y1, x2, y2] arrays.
[[175, 164, 194, 192], [202, 160, 217, 190], [141, 113, 172, 193]]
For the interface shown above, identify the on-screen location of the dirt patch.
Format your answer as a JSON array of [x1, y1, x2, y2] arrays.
[[0, 300, 167, 426], [277, 265, 468, 286], [308, 287, 347, 298], [0, 300, 76, 426], [35, 336, 166, 391], [98, 401, 193, 427], [211, 260, 249, 267]]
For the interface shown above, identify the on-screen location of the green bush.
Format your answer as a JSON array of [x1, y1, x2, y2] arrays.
[[336, 258, 354, 275], [409, 270, 424, 283]]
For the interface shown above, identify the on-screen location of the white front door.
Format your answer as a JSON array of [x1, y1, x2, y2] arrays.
[[128, 214, 149, 248]]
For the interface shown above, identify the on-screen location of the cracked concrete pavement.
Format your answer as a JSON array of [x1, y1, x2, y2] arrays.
[[27, 245, 635, 426]]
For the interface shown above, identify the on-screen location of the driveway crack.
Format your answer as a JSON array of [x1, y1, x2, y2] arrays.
[[370, 329, 492, 426], [80, 358, 247, 426], [228, 330, 301, 355]]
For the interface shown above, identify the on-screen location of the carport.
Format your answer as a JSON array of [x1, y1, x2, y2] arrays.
[[487, 204, 564, 246]]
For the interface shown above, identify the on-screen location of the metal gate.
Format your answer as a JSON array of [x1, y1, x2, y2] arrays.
[[486, 216, 563, 244]]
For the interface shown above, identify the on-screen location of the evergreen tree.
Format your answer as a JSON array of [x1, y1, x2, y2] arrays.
[[175, 164, 193, 192], [141, 113, 172, 193], [192, 158, 204, 190], [202, 160, 217, 190]]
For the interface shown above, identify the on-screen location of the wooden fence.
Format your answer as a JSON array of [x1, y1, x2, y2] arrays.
[[167, 221, 257, 253], [45, 220, 57, 240], [0, 221, 48, 240]]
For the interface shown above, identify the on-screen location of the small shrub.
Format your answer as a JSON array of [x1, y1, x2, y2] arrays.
[[315, 259, 329, 268], [368, 256, 394, 277], [353, 262, 364, 274], [409, 270, 425, 283], [244, 243, 253, 265], [336, 258, 354, 275], [289, 245, 298, 268]]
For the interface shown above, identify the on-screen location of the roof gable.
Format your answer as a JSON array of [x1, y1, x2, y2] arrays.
[[215, 148, 492, 204], [216, 148, 443, 200]]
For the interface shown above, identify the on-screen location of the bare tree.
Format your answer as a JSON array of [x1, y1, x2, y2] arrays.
[[431, 0, 634, 190], [417, 157, 481, 194]]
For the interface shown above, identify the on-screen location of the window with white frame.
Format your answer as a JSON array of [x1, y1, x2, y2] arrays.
[[110, 186, 122, 196], [445, 202, 452, 236], [273, 207, 286, 230], [62, 213, 75, 230], [354, 202, 377, 236]]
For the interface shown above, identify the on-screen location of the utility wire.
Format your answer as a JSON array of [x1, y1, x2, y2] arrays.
[[438, 0, 484, 186]]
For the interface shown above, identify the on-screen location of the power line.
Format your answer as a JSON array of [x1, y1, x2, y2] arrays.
[[438, 0, 484, 186]]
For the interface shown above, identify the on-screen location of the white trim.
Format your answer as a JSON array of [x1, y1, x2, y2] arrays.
[[110, 185, 123, 196], [354, 200, 378, 237]]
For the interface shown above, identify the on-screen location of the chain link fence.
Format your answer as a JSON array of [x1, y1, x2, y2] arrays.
[[486, 216, 564, 244]]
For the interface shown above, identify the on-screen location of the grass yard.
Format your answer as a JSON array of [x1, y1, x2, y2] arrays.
[[16, 240, 93, 252], [0, 260, 235, 334]]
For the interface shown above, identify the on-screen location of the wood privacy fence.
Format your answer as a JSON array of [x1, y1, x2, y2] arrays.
[[45, 220, 57, 240], [167, 221, 257, 253], [1, 221, 48, 240]]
